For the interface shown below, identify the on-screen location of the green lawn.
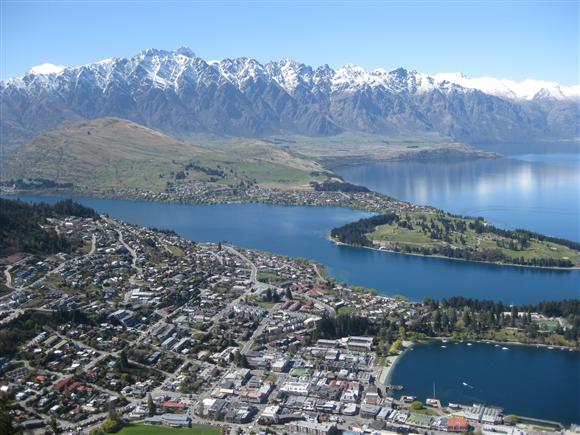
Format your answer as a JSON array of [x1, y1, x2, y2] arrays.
[[256, 271, 284, 283], [337, 305, 355, 316], [117, 424, 220, 435], [255, 300, 276, 309], [371, 223, 434, 245], [536, 320, 560, 332]]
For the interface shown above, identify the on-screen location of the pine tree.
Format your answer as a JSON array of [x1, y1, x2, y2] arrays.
[[48, 416, 60, 434], [107, 401, 117, 421], [147, 393, 156, 416], [120, 349, 129, 370]]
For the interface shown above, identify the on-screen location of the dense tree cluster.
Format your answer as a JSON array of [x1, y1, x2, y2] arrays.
[[330, 213, 399, 246], [310, 180, 370, 193], [0, 310, 91, 357], [0, 199, 98, 256], [184, 162, 225, 178], [416, 298, 580, 342], [398, 244, 574, 268], [1, 178, 73, 190], [466, 217, 580, 252], [311, 297, 579, 356], [312, 313, 376, 340]]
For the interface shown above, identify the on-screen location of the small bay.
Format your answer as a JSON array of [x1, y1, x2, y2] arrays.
[[389, 341, 579, 425]]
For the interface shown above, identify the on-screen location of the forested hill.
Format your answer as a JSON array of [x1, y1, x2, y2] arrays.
[[331, 211, 580, 268], [0, 199, 99, 256]]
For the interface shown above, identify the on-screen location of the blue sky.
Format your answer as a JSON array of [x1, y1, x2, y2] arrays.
[[1, 1, 578, 84]]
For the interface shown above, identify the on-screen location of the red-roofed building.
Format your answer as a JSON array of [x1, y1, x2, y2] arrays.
[[76, 385, 95, 393], [54, 378, 71, 392], [162, 401, 186, 412], [83, 369, 97, 380], [448, 417, 469, 432], [66, 382, 81, 393]]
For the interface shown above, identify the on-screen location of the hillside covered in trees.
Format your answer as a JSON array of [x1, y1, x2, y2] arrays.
[[331, 211, 580, 268], [0, 198, 99, 257]]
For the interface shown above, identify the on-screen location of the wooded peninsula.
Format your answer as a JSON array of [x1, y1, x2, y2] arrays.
[[331, 211, 580, 268]]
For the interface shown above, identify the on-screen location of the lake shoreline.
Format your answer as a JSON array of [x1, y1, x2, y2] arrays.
[[382, 340, 415, 387], [423, 336, 579, 351], [4, 189, 579, 271], [326, 148, 501, 170], [329, 236, 580, 271]]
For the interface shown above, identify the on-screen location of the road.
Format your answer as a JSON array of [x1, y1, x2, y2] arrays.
[[207, 245, 262, 332], [224, 246, 257, 284], [88, 233, 97, 255], [3, 265, 13, 289], [241, 303, 280, 354], [112, 225, 144, 304]]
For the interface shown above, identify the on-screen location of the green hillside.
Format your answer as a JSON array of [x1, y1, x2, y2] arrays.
[[2, 118, 329, 192], [0, 198, 98, 257]]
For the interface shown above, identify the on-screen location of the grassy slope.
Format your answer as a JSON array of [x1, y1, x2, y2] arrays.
[[206, 139, 330, 188], [2, 118, 328, 191], [260, 132, 497, 167], [369, 212, 580, 266]]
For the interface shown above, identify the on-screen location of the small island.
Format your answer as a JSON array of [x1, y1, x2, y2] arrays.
[[331, 211, 580, 268]]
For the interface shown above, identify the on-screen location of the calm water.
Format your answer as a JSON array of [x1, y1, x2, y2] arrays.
[[7, 195, 580, 304], [336, 154, 580, 241], [389, 341, 580, 425]]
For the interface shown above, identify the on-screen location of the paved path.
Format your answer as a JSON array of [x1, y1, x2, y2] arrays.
[[3, 265, 13, 289], [241, 303, 280, 354], [89, 233, 97, 255], [225, 246, 257, 284]]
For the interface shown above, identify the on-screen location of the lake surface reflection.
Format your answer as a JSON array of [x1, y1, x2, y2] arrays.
[[336, 154, 580, 241]]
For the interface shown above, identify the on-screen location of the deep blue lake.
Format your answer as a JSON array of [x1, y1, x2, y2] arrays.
[[6, 152, 579, 424], [389, 341, 580, 425], [6, 194, 580, 304], [335, 154, 580, 241]]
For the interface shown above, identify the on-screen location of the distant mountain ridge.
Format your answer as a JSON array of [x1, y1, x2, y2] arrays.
[[2, 47, 578, 149]]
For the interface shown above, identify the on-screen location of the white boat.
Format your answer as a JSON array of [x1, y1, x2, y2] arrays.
[[441, 345, 447, 348], [494, 344, 500, 347], [548, 346, 554, 350], [467, 343, 472, 346], [501, 347, 509, 350]]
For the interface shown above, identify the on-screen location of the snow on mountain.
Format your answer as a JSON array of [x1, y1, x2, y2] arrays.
[[434, 72, 580, 101], [1, 47, 578, 148], [9, 49, 578, 102], [27, 63, 65, 75]]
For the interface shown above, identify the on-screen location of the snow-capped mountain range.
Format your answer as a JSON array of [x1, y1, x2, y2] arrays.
[[2, 47, 578, 148]]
